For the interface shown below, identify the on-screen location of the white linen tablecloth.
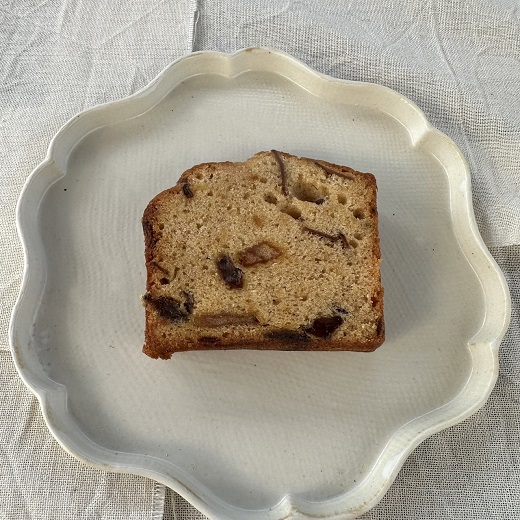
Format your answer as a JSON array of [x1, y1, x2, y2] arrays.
[[1, 1, 518, 518]]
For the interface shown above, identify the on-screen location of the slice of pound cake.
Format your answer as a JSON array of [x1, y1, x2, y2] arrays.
[[142, 151, 384, 359]]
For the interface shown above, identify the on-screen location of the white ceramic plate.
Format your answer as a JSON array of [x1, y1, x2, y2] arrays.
[[10, 49, 510, 520]]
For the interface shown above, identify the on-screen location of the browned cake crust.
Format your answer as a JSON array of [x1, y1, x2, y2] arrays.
[[142, 151, 384, 359]]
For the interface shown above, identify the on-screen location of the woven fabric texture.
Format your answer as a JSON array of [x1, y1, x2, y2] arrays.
[[1, 0, 519, 518]]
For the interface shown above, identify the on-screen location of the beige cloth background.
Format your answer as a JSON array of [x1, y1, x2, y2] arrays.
[[1, 1, 519, 518]]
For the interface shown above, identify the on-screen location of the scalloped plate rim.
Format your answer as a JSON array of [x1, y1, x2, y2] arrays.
[[9, 48, 511, 520]]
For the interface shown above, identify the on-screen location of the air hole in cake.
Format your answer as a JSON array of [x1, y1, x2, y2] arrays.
[[280, 204, 301, 219], [158, 223, 165, 230], [243, 192, 250, 200], [207, 191, 214, 196], [160, 277, 169, 285], [264, 193, 278, 204], [338, 194, 347, 205], [291, 180, 327, 204], [259, 177, 268, 183], [349, 239, 358, 248], [353, 209, 365, 219], [354, 233, 363, 240], [273, 299, 281, 306]]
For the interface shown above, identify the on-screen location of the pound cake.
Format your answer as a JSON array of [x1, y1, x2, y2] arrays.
[[142, 151, 384, 359]]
